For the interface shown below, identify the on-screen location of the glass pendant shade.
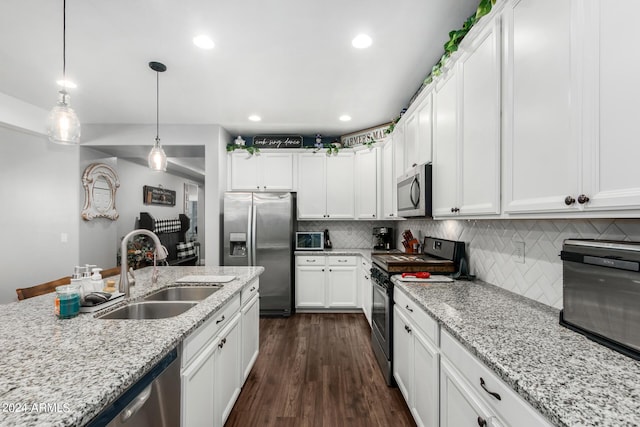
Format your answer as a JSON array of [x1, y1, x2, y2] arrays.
[[47, 90, 81, 144], [148, 137, 167, 171]]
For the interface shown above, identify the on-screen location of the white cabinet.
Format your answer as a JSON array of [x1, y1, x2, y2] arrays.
[[433, 16, 501, 218], [360, 258, 372, 326], [381, 139, 398, 219], [394, 124, 406, 180], [393, 289, 439, 427], [181, 338, 216, 427], [432, 69, 460, 217], [214, 312, 242, 426], [241, 282, 259, 382], [403, 92, 433, 173], [297, 152, 355, 219], [355, 148, 379, 219], [230, 152, 294, 191], [295, 255, 359, 309]]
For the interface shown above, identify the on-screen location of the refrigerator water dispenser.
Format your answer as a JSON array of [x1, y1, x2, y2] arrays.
[[229, 232, 247, 256]]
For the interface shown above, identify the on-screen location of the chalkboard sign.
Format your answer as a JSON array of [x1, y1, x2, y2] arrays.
[[252, 135, 303, 149], [143, 185, 176, 206]]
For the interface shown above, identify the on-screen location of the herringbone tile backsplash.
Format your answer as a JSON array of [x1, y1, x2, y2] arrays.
[[299, 219, 640, 309]]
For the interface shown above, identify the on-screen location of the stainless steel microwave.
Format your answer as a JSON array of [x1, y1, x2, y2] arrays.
[[397, 163, 432, 217], [295, 232, 324, 250]]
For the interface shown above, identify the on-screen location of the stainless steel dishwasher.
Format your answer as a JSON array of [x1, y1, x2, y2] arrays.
[[87, 348, 180, 427]]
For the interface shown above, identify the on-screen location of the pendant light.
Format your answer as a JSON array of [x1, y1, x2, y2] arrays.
[[148, 61, 168, 171], [47, 0, 81, 145]]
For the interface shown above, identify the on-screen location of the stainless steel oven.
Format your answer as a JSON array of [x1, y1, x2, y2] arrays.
[[371, 266, 394, 386]]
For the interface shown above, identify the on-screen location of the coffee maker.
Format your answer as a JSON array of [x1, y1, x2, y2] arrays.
[[373, 227, 394, 251]]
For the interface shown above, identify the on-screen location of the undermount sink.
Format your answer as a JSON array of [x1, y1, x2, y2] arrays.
[[98, 301, 197, 320], [142, 286, 222, 302]]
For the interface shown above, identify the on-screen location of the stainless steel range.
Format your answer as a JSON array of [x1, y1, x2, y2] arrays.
[[370, 237, 465, 386]]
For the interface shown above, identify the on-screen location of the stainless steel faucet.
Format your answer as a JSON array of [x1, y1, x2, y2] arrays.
[[120, 229, 168, 297]]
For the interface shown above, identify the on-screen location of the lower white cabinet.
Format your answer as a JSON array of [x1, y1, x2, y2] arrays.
[[393, 305, 439, 427], [181, 282, 259, 427], [214, 312, 242, 426], [295, 255, 359, 309]]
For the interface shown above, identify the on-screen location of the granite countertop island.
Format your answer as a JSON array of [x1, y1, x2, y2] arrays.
[[0, 265, 263, 427], [393, 278, 640, 427]]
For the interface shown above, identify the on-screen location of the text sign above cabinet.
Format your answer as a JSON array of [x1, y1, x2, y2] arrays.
[[252, 135, 303, 149]]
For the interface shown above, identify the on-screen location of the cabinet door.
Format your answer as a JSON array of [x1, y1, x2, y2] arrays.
[[241, 293, 260, 382], [394, 124, 406, 179], [325, 152, 355, 219], [215, 313, 242, 427], [440, 358, 495, 427], [393, 306, 413, 403], [355, 149, 378, 219], [361, 260, 372, 326], [416, 93, 433, 166], [295, 266, 326, 308], [261, 153, 294, 191], [582, 0, 640, 211], [404, 112, 419, 172], [459, 17, 501, 215], [382, 139, 398, 218], [413, 328, 439, 427], [181, 339, 216, 427], [433, 69, 460, 217], [297, 154, 326, 219], [327, 266, 358, 308], [230, 152, 260, 191], [503, 0, 579, 213]]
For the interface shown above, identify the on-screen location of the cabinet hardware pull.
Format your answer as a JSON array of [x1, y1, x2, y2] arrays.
[[477, 416, 487, 427], [451, 207, 456, 213], [404, 325, 412, 333], [218, 337, 227, 348], [338, 260, 347, 262], [250, 287, 256, 292], [564, 196, 575, 205], [577, 194, 590, 204], [364, 275, 369, 280], [390, 213, 394, 216], [256, 186, 260, 189], [373, 214, 376, 217], [329, 269, 332, 272], [480, 377, 502, 400], [321, 268, 325, 272], [307, 259, 316, 263], [216, 315, 225, 324], [405, 304, 413, 313]]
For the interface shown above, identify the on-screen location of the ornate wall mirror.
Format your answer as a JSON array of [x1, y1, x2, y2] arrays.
[[81, 163, 120, 221]]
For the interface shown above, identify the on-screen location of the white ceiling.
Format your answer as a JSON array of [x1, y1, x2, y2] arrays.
[[0, 0, 478, 137]]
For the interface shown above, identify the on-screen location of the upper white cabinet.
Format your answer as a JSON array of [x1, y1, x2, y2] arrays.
[[355, 148, 379, 219], [433, 16, 501, 218], [432, 69, 460, 218], [382, 138, 398, 219], [394, 123, 406, 180], [403, 92, 433, 173], [298, 152, 355, 219], [230, 152, 294, 191]]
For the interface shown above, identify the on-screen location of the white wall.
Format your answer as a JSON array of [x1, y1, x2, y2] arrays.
[[0, 125, 80, 303]]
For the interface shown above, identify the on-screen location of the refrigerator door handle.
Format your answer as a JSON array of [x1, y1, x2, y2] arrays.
[[252, 204, 258, 265], [247, 205, 253, 266]]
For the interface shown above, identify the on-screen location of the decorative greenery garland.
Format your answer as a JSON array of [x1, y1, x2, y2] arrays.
[[226, 144, 260, 155], [386, 0, 496, 135]]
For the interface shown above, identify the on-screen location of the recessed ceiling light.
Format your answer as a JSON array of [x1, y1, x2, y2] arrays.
[[193, 35, 215, 50], [248, 115, 261, 122], [56, 79, 77, 89], [352, 34, 372, 49], [339, 115, 352, 122]]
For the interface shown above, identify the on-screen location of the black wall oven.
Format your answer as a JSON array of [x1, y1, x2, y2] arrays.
[[371, 266, 394, 386]]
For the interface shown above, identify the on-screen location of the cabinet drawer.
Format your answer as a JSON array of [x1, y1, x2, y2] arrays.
[[241, 278, 259, 306], [394, 287, 439, 346], [441, 330, 552, 427], [296, 256, 325, 266], [327, 256, 356, 266], [183, 294, 241, 367]]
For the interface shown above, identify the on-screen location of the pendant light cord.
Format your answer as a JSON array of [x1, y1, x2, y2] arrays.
[[62, 0, 66, 83], [156, 70, 160, 143]]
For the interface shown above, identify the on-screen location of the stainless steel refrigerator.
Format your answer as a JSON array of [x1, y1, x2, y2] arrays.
[[222, 192, 295, 316]]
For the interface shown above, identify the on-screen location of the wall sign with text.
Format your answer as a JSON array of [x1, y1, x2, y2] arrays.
[[143, 185, 176, 206], [340, 123, 391, 148], [252, 135, 303, 149]]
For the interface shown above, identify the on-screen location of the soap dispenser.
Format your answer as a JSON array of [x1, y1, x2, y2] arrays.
[[90, 268, 104, 292]]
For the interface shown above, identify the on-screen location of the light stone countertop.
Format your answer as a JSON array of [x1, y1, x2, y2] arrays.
[[392, 277, 640, 427], [294, 248, 373, 262], [0, 265, 263, 427]]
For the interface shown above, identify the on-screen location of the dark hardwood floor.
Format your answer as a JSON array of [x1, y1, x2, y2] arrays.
[[226, 313, 415, 427]]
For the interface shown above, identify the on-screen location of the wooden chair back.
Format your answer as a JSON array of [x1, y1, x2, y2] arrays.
[[16, 276, 71, 301]]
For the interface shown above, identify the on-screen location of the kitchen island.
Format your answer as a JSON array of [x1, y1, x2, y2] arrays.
[[393, 278, 640, 427], [0, 265, 263, 427]]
